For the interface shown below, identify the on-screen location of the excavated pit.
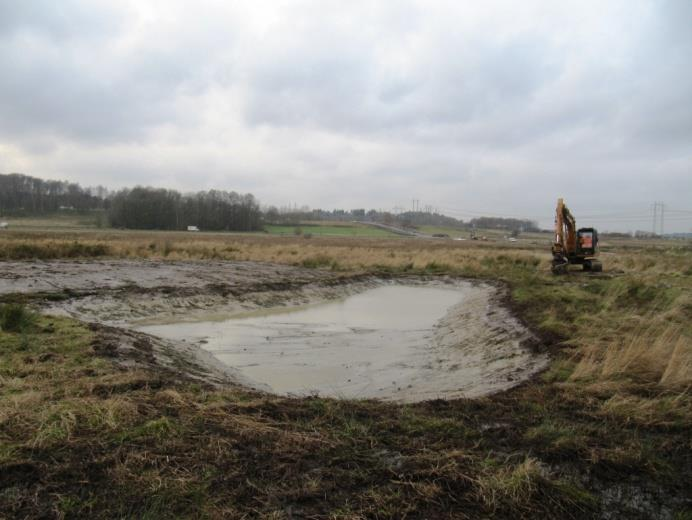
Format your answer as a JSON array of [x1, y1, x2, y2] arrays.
[[1, 260, 548, 402], [136, 283, 546, 401]]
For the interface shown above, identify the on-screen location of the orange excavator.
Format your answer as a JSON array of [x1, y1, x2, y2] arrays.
[[551, 198, 601, 274]]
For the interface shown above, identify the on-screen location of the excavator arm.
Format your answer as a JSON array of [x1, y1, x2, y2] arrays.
[[552, 198, 575, 262]]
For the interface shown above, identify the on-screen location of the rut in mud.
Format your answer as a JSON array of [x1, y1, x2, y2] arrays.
[[2, 259, 548, 401]]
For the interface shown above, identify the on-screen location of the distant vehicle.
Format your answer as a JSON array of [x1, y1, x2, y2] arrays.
[[187, 225, 200, 232], [0, 222, 8, 229], [432, 233, 450, 239], [508, 237, 517, 242]]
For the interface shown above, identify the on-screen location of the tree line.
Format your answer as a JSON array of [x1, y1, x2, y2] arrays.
[[2, 172, 538, 233], [264, 207, 467, 228], [0, 173, 104, 214], [108, 187, 261, 231], [1, 173, 262, 232], [265, 206, 539, 233], [468, 216, 540, 233]]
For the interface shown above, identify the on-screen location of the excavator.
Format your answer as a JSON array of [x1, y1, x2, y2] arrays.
[[551, 198, 601, 274]]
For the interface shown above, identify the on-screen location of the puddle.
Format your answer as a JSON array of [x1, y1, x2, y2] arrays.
[[136, 283, 548, 402]]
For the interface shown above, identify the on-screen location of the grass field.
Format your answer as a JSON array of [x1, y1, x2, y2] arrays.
[[0, 227, 690, 517], [0, 214, 541, 241], [263, 222, 398, 237], [0, 213, 105, 230]]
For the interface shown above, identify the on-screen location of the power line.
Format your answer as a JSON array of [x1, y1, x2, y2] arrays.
[[579, 215, 691, 222], [393, 200, 692, 230]]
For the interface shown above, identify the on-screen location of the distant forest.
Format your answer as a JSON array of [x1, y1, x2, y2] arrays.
[[0, 173, 105, 214], [265, 207, 540, 233], [1, 173, 540, 233], [0, 173, 262, 231], [109, 187, 261, 231]]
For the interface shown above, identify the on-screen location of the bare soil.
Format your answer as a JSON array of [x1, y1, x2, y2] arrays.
[[0, 259, 340, 296]]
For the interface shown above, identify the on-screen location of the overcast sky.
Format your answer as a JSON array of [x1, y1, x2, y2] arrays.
[[1, 0, 691, 231]]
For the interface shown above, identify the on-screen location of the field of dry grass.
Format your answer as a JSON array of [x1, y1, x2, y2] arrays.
[[2, 229, 690, 391], [0, 228, 690, 517]]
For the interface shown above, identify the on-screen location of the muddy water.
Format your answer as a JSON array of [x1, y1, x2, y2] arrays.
[[137, 284, 547, 402]]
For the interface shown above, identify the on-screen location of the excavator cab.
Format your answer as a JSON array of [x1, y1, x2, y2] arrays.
[[576, 227, 598, 257]]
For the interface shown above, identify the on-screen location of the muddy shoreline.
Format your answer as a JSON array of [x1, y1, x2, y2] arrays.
[[1, 259, 548, 400]]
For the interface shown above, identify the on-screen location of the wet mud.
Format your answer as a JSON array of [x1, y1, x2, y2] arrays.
[[137, 284, 547, 402]]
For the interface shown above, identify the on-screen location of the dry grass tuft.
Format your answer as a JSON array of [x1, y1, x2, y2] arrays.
[[660, 335, 692, 388], [572, 321, 691, 389], [603, 325, 686, 382], [599, 391, 691, 428], [475, 457, 544, 509]]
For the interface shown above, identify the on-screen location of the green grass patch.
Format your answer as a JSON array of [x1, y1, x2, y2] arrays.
[[541, 358, 577, 383], [1, 240, 111, 260], [117, 416, 181, 443], [0, 303, 37, 332], [399, 409, 475, 441]]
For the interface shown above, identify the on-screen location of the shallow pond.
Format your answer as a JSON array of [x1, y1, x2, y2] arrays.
[[137, 283, 545, 401]]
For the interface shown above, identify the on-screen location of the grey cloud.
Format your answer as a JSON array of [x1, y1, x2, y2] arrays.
[[0, 2, 235, 144], [0, 40, 178, 143], [0, 0, 127, 41], [244, 29, 566, 149], [0, 1, 690, 232]]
